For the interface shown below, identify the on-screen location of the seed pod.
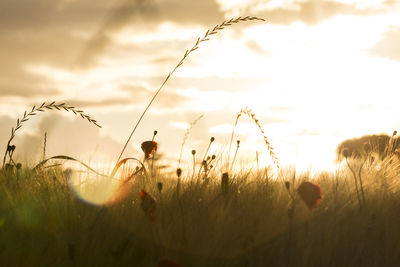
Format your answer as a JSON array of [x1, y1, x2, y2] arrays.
[[221, 172, 229, 196], [157, 182, 163, 192], [285, 181, 290, 192], [176, 168, 182, 178]]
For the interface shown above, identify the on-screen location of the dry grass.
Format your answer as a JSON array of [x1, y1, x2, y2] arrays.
[[3, 15, 398, 267], [178, 114, 204, 168], [116, 16, 266, 164], [2, 101, 100, 168], [2, 160, 400, 266], [229, 107, 279, 169]]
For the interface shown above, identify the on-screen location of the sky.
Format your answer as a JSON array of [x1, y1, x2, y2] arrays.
[[1, 0, 400, 174]]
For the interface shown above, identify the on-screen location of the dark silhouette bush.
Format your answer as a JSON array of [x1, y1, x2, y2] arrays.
[[336, 134, 400, 161]]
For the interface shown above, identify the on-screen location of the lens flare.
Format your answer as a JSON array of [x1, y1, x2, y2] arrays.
[[67, 167, 135, 206]]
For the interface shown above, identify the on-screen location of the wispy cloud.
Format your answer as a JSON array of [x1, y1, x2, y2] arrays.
[[369, 26, 400, 61]]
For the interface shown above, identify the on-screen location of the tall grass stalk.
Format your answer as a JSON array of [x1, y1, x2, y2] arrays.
[[198, 137, 215, 176], [116, 16, 265, 164], [231, 140, 240, 171], [2, 101, 100, 169], [178, 114, 204, 168], [345, 157, 362, 211], [228, 107, 279, 171]]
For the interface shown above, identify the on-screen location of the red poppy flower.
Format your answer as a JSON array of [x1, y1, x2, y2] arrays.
[[139, 189, 157, 221], [104, 176, 133, 206], [141, 141, 158, 159], [157, 258, 183, 267], [297, 181, 322, 210]]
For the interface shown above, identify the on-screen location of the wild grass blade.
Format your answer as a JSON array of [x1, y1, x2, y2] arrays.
[[116, 16, 266, 164], [2, 102, 101, 169]]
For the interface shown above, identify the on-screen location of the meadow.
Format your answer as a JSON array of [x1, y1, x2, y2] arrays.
[[1, 154, 400, 266], [1, 16, 400, 267]]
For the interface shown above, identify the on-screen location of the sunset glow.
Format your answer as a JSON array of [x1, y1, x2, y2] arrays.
[[1, 0, 400, 173]]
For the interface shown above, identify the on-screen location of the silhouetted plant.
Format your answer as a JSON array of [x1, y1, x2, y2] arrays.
[[2, 101, 101, 169], [337, 133, 399, 162], [229, 107, 279, 170], [221, 172, 229, 197], [116, 16, 265, 164]]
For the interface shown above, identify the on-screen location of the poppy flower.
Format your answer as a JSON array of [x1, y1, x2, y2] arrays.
[[141, 141, 158, 159], [104, 177, 133, 206], [139, 189, 157, 221], [297, 181, 322, 210], [157, 258, 183, 267]]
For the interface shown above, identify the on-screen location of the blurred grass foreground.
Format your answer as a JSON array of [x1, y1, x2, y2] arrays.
[[1, 158, 400, 267]]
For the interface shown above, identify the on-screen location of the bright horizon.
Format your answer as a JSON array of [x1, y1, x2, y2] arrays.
[[1, 0, 400, 173]]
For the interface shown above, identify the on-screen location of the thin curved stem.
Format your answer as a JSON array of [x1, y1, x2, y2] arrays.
[[116, 16, 265, 164], [346, 158, 362, 211]]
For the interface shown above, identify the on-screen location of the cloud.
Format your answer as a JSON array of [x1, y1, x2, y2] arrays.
[[0, 0, 226, 103], [146, 76, 274, 92], [66, 97, 135, 108], [0, 83, 59, 98], [0, 63, 61, 99], [74, 0, 225, 68], [150, 56, 178, 64], [368, 26, 400, 61], [252, 0, 383, 25], [60, 83, 190, 109], [73, 0, 158, 68], [246, 40, 270, 55]]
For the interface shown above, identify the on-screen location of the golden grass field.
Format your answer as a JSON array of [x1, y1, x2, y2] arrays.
[[2, 16, 400, 267], [1, 157, 400, 266]]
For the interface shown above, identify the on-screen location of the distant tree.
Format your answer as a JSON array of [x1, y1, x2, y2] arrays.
[[336, 134, 400, 161]]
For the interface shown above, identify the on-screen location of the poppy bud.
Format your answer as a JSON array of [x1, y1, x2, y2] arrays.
[[157, 182, 163, 192], [141, 141, 158, 159], [221, 172, 229, 196], [139, 189, 157, 220], [285, 181, 290, 191], [176, 168, 182, 178], [7, 145, 15, 153]]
